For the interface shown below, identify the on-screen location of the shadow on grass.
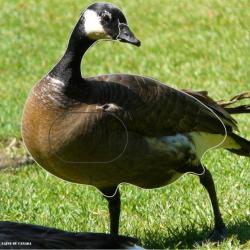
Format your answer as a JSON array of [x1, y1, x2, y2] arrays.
[[0, 221, 139, 249], [227, 219, 250, 244], [142, 219, 250, 249]]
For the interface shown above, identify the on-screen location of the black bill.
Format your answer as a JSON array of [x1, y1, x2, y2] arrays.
[[117, 23, 141, 47]]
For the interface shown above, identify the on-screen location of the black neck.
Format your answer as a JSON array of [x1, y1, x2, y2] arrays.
[[49, 25, 95, 84]]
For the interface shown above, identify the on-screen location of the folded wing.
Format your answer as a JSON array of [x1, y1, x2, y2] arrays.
[[87, 74, 237, 137]]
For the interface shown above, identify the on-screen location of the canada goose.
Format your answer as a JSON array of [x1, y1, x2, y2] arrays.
[[0, 221, 141, 249], [22, 2, 250, 242]]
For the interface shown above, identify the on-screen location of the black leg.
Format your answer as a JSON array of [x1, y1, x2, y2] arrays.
[[100, 187, 121, 235], [178, 164, 227, 242], [198, 166, 227, 242]]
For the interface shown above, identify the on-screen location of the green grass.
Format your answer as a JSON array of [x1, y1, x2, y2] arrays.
[[0, 0, 249, 249]]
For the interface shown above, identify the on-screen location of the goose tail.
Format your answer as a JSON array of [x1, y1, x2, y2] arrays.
[[228, 133, 250, 157], [220, 92, 250, 156], [224, 105, 250, 114], [184, 90, 250, 156]]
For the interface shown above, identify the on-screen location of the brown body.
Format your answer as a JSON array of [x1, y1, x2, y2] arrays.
[[22, 75, 194, 189], [22, 73, 247, 190]]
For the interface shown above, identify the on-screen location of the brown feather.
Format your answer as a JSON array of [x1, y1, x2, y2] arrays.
[[22, 74, 249, 188]]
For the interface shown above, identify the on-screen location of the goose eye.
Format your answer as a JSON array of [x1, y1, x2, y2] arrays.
[[101, 11, 112, 22]]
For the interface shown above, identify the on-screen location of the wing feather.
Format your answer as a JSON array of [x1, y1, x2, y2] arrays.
[[86, 74, 236, 136]]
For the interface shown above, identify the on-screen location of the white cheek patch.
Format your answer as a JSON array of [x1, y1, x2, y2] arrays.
[[83, 9, 111, 40]]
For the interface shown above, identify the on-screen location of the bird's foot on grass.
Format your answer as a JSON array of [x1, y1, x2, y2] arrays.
[[206, 227, 227, 243], [196, 227, 227, 247]]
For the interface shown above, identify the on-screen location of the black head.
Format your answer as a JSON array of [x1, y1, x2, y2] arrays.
[[80, 2, 140, 46]]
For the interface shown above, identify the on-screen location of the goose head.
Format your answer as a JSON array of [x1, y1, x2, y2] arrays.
[[78, 2, 141, 46]]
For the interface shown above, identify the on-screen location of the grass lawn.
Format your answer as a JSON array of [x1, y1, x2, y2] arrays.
[[0, 0, 249, 249]]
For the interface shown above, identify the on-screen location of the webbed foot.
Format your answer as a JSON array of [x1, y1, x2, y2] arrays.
[[206, 227, 227, 243]]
